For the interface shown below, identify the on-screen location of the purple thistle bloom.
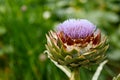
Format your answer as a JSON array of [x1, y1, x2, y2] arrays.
[[56, 19, 96, 39]]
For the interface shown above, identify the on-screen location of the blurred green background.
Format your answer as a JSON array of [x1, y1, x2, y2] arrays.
[[0, 0, 120, 80]]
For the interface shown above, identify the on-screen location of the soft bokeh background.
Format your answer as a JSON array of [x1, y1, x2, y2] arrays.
[[0, 0, 120, 80]]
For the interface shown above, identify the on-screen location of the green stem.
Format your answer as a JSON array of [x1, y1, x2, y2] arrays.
[[70, 68, 80, 80]]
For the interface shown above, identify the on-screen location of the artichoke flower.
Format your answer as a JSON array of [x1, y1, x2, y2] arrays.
[[45, 19, 109, 69]]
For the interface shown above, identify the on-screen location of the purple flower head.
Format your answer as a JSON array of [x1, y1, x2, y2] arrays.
[[56, 19, 96, 39]]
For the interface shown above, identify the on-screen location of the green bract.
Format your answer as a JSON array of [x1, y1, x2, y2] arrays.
[[46, 30, 109, 68]]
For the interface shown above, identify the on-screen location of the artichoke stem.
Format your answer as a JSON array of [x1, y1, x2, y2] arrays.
[[70, 68, 80, 80]]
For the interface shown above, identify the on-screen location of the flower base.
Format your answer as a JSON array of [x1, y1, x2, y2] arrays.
[[70, 68, 80, 80]]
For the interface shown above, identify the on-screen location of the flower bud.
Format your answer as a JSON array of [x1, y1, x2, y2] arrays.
[[46, 19, 109, 68]]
